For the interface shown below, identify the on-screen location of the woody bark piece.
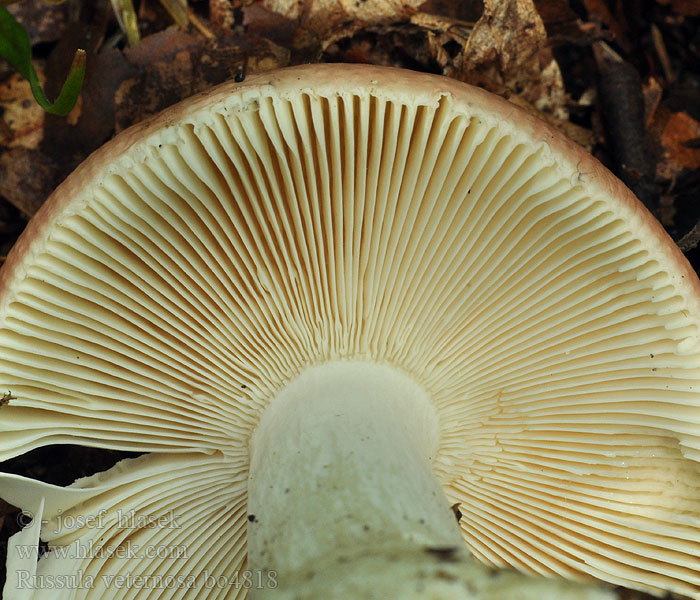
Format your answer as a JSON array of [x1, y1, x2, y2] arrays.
[[594, 42, 656, 212]]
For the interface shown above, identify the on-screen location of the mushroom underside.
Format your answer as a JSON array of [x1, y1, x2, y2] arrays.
[[0, 65, 699, 599]]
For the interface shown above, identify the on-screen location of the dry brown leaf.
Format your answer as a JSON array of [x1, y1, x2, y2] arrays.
[[115, 30, 206, 131], [582, 0, 631, 52], [0, 73, 45, 149], [533, 0, 578, 36], [456, 0, 568, 120], [210, 0, 236, 30], [410, 11, 473, 68], [656, 0, 700, 16], [115, 29, 289, 131], [0, 148, 57, 217], [323, 22, 437, 68], [410, 11, 473, 36], [7, 0, 70, 44], [416, 0, 482, 21], [534, 0, 609, 46], [246, 38, 291, 73], [643, 76, 663, 127], [245, 0, 425, 55], [656, 111, 700, 179], [243, 4, 299, 49]]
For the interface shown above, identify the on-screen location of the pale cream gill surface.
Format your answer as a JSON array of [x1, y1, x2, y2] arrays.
[[0, 86, 699, 598]]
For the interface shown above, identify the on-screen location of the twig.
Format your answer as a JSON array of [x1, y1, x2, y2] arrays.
[[188, 7, 215, 39], [678, 222, 700, 252], [111, 0, 140, 46], [651, 24, 674, 84], [159, 0, 189, 28], [594, 41, 657, 213]]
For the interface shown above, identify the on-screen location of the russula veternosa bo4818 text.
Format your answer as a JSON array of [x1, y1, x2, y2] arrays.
[[0, 64, 699, 600]]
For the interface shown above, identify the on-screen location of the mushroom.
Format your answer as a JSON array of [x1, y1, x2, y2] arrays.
[[0, 64, 699, 599]]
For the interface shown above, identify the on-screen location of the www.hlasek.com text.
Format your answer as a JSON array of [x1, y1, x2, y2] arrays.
[[15, 540, 187, 561]]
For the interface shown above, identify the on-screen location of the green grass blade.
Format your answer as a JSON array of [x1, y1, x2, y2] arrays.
[[0, 6, 86, 116]]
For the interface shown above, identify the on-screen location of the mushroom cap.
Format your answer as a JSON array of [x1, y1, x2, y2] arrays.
[[1, 63, 700, 598]]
